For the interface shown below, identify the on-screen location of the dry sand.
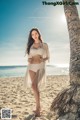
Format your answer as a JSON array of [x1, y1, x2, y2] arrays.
[[0, 75, 70, 120]]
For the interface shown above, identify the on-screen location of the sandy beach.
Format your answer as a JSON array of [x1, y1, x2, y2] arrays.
[[0, 75, 70, 120]]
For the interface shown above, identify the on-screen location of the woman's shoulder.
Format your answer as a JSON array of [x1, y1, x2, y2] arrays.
[[42, 42, 48, 48], [42, 42, 48, 45]]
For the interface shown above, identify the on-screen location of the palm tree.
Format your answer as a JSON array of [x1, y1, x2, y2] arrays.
[[48, 0, 80, 120]]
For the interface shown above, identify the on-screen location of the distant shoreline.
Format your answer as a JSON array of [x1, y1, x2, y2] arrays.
[[0, 75, 69, 79]]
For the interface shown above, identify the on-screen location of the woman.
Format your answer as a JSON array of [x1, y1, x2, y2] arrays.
[[24, 28, 50, 117]]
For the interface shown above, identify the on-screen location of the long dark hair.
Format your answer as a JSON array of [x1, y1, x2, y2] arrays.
[[25, 28, 42, 55]]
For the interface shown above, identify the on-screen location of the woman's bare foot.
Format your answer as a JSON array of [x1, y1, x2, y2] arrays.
[[33, 107, 41, 117], [34, 110, 40, 117], [35, 112, 40, 117]]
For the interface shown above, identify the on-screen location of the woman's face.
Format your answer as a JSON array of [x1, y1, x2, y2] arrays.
[[31, 30, 39, 41]]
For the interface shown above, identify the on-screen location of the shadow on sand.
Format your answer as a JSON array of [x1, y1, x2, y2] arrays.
[[24, 113, 37, 120]]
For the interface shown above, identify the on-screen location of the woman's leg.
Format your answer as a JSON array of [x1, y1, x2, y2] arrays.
[[29, 70, 40, 114]]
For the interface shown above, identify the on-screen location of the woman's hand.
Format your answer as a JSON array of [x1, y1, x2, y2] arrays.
[[28, 56, 47, 64], [28, 58, 33, 64], [39, 57, 44, 62], [40, 57, 48, 62]]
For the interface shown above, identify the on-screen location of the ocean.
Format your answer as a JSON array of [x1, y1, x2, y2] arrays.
[[0, 65, 69, 78]]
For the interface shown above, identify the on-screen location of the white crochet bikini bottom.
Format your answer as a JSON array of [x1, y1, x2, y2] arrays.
[[28, 62, 45, 72]]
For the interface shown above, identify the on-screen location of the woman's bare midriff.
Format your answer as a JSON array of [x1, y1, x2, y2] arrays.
[[29, 55, 43, 64]]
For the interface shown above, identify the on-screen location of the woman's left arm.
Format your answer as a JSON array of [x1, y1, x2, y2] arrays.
[[42, 43, 50, 62], [42, 57, 49, 62]]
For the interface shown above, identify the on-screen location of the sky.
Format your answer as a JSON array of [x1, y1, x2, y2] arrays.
[[0, 0, 80, 67]]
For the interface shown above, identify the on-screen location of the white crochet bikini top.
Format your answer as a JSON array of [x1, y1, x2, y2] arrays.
[[30, 42, 44, 56], [28, 42, 50, 62]]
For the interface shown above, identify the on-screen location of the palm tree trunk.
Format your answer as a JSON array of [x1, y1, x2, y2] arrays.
[[48, 0, 80, 120], [63, 0, 80, 85]]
